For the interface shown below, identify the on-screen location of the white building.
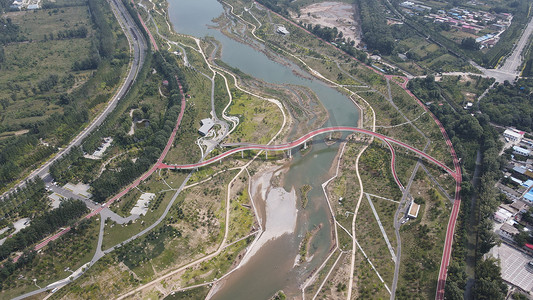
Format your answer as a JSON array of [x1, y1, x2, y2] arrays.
[[198, 118, 214, 136], [504, 129, 524, 143], [407, 201, 420, 218], [513, 145, 530, 157], [276, 26, 289, 35], [494, 207, 513, 223]]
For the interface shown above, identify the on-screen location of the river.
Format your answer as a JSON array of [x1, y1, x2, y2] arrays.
[[168, 0, 359, 298]]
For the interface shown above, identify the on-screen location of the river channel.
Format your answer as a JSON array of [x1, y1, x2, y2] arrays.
[[168, 0, 359, 298]]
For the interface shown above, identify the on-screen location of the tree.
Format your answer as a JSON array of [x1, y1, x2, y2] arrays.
[[445, 281, 464, 300], [474, 258, 507, 300], [514, 231, 532, 247], [461, 37, 480, 50]]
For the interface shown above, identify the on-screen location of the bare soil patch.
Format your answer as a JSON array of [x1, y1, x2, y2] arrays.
[[291, 2, 361, 46]]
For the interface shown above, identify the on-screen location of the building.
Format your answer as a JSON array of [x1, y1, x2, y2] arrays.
[[513, 146, 530, 157], [198, 118, 214, 136], [497, 182, 524, 201], [9, 0, 22, 10], [523, 189, 533, 205], [27, 4, 39, 9], [499, 223, 519, 241], [407, 201, 420, 218], [494, 207, 514, 223], [510, 200, 528, 214], [276, 26, 289, 35], [504, 129, 524, 143]]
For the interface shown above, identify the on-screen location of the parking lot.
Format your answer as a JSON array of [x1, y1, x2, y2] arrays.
[[490, 242, 533, 293]]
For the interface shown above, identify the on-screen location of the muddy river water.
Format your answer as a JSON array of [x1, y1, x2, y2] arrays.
[[168, 0, 359, 298]]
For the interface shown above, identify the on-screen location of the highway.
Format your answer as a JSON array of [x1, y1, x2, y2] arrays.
[[159, 126, 457, 177], [0, 0, 148, 200]]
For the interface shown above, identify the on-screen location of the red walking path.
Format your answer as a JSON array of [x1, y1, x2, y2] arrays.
[[26, 5, 461, 298], [160, 126, 457, 178], [130, 0, 159, 51], [250, 3, 461, 297]]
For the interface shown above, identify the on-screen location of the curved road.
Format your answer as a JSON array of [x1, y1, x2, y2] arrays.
[[159, 126, 457, 178]]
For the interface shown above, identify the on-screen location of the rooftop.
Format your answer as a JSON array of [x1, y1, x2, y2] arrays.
[[407, 202, 420, 218], [504, 129, 524, 138], [500, 223, 519, 235], [199, 118, 215, 136]]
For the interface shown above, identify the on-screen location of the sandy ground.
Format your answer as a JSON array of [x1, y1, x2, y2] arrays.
[[291, 1, 361, 46], [238, 167, 298, 266]]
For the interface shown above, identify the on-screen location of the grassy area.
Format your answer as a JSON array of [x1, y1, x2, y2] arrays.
[[225, 88, 283, 144], [355, 196, 395, 285], [163, 286, 210, 299], [299, 184, 312, 209], [0, 0, 130, 194], [437, 75, 494, 109], [226, 174, 256, 244], [395, 169, 451, 299]]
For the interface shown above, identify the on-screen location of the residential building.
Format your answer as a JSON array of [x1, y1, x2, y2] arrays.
[[499, 223, 519, 241], [494, 208, 513, 223], [504, 129, 524, 142], [513, 146, 530, 157]]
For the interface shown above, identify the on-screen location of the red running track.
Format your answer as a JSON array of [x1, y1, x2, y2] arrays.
[[130, 0, 159, 51], [385, 140, 405, 190], [160, 126, 458, 179], [221, 4, 463, 296]]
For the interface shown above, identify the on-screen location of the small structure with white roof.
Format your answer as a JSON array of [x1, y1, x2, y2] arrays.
[[494, 207, 513, 223], [513, 145, 530, 157], [504, 129, 524, 143], [198, 118, 215, 136], [407, 201, 420, 218], [276, 26, 289, 35]]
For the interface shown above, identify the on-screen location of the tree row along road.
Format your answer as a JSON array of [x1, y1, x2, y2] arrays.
[[0, 0, 148, 200], [159, 126, 458, 178], [28, 0, 164, 252]]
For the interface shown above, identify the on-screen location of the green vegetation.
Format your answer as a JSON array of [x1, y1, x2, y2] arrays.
[[299, 231, 312, 262], [273, 290, 287, 300], [0, 199, 88, 260], [414, 76, 508, 298], [50, 50, 187, 203], [299, 184, 311, 208], [0, 178, 47, 224], [0, 218, 98, 298], [396, 171, 451, 298], [115, 225, 182, 269], [356, 0, 394, 55], [0, 0, 129, 193], [480, 79, 533, 132], [437, 75, 494, 110], [164, 286, 210, 299]]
